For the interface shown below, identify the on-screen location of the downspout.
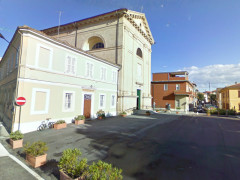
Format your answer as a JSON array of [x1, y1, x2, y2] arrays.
[[115, 11, 120, 113], [115, 11, 119, 64], [12, 29, 23, 132], [74, 22, 78, 48]]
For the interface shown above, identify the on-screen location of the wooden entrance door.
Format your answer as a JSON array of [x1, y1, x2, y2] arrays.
[[84, 94, 91, 118]]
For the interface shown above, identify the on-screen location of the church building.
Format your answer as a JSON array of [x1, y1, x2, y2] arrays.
[[42, 8, 154, 113]]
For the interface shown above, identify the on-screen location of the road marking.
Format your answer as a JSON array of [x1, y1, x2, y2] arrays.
[[9, 155, 44, 180], [0, 143, 43, 180]]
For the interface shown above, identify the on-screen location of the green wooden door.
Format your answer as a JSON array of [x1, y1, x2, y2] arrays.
[[137, 89, 141, 110]]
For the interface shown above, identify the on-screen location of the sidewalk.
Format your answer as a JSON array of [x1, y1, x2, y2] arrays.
[[0, 142, 43, 180]]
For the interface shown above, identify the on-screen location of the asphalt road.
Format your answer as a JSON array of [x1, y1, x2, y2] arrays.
[[2, 114, 240, 180]]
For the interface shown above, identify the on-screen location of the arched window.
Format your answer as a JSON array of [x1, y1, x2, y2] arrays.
[[136, 48, 143, 58], [82, 36, 105, 51], [92, 42, 104, 49]]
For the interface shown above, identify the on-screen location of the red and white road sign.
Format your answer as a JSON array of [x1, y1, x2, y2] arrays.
[[16, 97, 26, 106]]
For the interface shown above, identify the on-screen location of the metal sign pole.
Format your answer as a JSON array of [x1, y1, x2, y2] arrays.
[[18, 106, 21, 131]]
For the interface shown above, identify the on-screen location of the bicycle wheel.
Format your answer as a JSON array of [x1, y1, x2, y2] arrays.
[[38, 124, 45, 131], [48, 122, 54, 129]]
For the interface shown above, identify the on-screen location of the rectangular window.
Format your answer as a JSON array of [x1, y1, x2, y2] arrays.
[[176, 84, 180, 90], [239, 104, 240, 110], [238, 91, 240, 98], [15, 46, 19, 68], [101, 67, 106, 81], [176, 100, 180, 108], [111, 95, 116, 107], [65, 93, 72, 109], [31, 88, 50, 115], [99, 94, 105, 108], [86, 62, 93, 78], [65, 56, 76, 75], [164, 84, 168, 91], [137, 63, 142, 82]]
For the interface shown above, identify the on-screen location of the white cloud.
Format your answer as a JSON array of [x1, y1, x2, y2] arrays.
[[181, 63, 240, 92]]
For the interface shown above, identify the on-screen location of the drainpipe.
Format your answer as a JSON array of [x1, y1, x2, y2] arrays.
[[115, 11, 120, 112], [74, 22, 78, 48], [115, 11, 119, 64]]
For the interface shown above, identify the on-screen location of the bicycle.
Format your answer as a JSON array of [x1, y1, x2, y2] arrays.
[[38, 118, 54, 131]]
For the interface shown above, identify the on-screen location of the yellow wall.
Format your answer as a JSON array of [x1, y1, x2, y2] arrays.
[[221, 88, 240, 112]]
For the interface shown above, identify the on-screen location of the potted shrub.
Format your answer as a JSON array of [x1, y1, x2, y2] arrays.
[[9, 130, 24, 149], [74, 115, 85, 125], [146, 111, 150, 116], [119, 111, 127, 117], [176, 107, 181, 114], [84, 160, 123, 180], [58, 148, 88, 180], [24, 141, 48, 168], [96, 110, 105, 120], [54, 120, 67, 129]]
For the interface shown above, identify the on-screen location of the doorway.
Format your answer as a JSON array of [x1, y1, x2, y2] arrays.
[[84, 94, 92, 118], [137, 89, 141, 110]]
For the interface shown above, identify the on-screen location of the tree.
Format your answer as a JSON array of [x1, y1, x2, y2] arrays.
[[197, 93, 204, 103], [209, 94, 216, 105]]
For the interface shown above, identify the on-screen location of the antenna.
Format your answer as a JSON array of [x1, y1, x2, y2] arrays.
[[140, 5, 144, 13], [57, 11, 63, 37]]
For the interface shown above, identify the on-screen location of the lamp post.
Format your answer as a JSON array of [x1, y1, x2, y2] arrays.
[[0, 33, 18, 52]]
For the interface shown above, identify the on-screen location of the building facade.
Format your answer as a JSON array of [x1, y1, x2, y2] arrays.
[[220, 83, 240, 112], [42, 8, 154, 113], [0, 26, 119, 133], [151, 71, 196, 111]]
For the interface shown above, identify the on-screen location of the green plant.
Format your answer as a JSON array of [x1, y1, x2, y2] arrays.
[[228, 109, 236, 115], [210, 109, 218, 115], [218, 109, 226, 115], [74, 115, 85, 121], [119, 111, 127, 115], [85, 160, 122, 180], [24, 141, 48, 157], [146, 111, 150, 113], [10, 130, 23, 140], [96, 110, 105, 118], [55, 120, 66, 124], [176, 107, 181, 110], [58, 148, 88, 179]]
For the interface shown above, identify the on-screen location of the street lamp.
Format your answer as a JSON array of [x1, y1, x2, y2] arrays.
[[0, 33, 18, 52]]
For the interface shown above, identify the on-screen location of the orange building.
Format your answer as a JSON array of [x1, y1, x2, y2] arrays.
[[151, 71, 196, 111]]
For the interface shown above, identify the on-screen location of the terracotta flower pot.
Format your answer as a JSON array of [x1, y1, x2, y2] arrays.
[[98, 116, 103, 120], [146, 113, 150, 116], [176, 112, 179, 114], [10, 139, 23, 149], [75, 120, 85, 125], [121, 114, 127, 117], [60, 170, 84, 180], [26, 154, 47, 168], [54, 123, 67, 129]]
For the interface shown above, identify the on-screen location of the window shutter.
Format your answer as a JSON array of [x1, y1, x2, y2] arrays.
[[72, 58, 76, 74], [90, 64, 93, 78]]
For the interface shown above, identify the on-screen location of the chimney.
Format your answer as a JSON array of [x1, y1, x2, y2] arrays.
[[235, 82, 237, 84]]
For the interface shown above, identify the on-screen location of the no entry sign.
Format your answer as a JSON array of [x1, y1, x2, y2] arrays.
[[16, 97, 26, 106]]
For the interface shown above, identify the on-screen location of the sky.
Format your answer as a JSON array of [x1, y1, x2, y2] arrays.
[[0, 0, 240, 92]]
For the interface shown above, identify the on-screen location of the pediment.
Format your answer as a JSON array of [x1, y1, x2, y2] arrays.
[[125, 10, 154, 44]]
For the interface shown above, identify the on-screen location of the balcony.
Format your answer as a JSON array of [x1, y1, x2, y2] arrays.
[[174, 90, 192, 96]]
